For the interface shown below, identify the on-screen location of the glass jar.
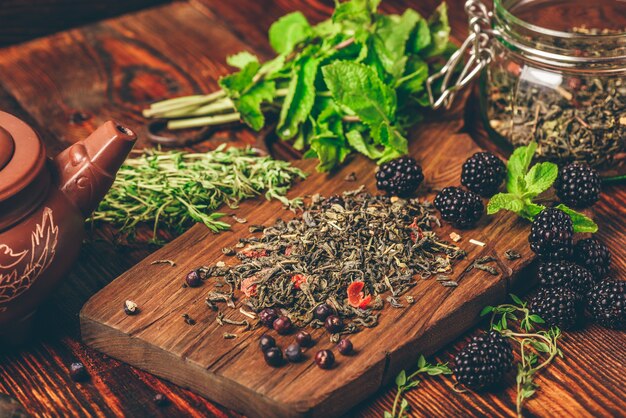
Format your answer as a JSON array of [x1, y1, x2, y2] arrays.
[[428, 0, 626, 175]]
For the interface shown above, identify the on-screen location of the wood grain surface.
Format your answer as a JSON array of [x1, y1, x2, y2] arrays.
[[0, 0, 624, 417]]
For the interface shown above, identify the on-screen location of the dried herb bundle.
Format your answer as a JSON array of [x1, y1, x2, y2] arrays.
[[90, 145, 306, 240], [212, 188, 465, 336]]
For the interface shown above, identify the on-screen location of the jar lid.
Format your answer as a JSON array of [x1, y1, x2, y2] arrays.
[[0, 111, 46, 202]]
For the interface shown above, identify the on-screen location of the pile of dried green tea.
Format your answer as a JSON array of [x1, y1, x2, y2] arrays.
[[209, 187, 465, 337]]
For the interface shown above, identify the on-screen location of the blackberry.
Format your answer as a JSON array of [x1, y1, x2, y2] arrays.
[[573, 238, 611, 279], [529, 287, 582, 330], [586, 279, 625, 330], [375, 156, 424, 197], [461, 152, 506, 197], [529, 208, 573, 260], [454, 331, 513, 390], [538, 260, 597, 297], [433, 187, 484, 229], [554, 163, 601, 208]]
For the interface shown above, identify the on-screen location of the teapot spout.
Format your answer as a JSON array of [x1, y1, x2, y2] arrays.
[[53, 121, 136, 217]]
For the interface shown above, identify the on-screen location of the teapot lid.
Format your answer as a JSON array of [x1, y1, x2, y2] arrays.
[[0, 111, 46, 202]]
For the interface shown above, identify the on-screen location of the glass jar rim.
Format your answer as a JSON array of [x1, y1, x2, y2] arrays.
[[492, 0, 626, 69], [494, 0, 626, 40]]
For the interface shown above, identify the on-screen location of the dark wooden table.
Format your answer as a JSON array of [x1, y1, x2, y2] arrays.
[[0, 1, 624, 417]]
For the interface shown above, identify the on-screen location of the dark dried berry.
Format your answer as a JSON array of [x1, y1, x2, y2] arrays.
[[433, 187, 484, 229], [69, 362, 89, 382], [573, 238, 611, 279], [337, 338, 353, 355], [153, 393, 168, 407], [375, 156, 424, 197], [586, 279, 625, 330], [315, 349, 335, 369], [529, 208, 573, 260], [264, 347, 283, 367], [555, 163, 601, 208], [324, 315, 344, 334], [124, 300, 139, 315], [295, 331, 313, 347], [259, 308, 279, 327], [529, 287, 582, 330], [461, 152, 506, 197], [285, 343, 303, 363], [185, 270, 202, 287], [454, 331, 513, 390], [259, 334, 276, 352], [538, 260, 597, 297], [273, 316, 292, 335], [326, 195, 345, 207], [313, 304, 335, 321]]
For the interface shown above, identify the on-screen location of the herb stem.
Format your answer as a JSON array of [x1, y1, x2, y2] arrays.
[[167, 112, 242, 130]]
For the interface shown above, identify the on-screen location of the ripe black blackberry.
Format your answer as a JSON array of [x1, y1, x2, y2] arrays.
[[538, 260, 597, 297], [529, 287, 582, 330], [461, 152, 506, 197], [554, 163, 601, 208], [573, 238, 611, 279], [433, 187, 484, 229], [529, 208, 573, 260], [454, 331, 513, 390], [375, 156, 424, 197], [586, 279, 625, 330]]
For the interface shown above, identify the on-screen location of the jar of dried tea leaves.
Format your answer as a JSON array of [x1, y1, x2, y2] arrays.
[[428, 0, 626, 175]]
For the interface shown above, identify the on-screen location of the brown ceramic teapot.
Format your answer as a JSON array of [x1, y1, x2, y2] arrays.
[[0, 111, 136, 343]]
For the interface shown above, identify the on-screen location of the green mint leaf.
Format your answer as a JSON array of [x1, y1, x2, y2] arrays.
[[396, 57, 429, 95], [407, 18, 431, 53], [384, 412, 393, 418], [507, 142, 537, 194], [219, 61, 260, 94], [487, 193, 524, 215], [372, 9, 420, 79], [480, 306, 494, 316], [395, 369, 407, 387], [510, 293, 523, 305], [524, 162, 558, 197], [346, 130, 383, 159], [417, 355, 426, 369], [332, 0, 380, 27], [322, 61, 397, 126], [308, 136, 350, 172], [226, 51, 258, 69], [278, 57, 319, 139], [529, 314, 545, 324], [373, 122, 408, 154], [519, 201, 545, 220], [421, 3, 450, 58], [269, 12, 313, 55], [377, 146, 404, 164], [555, 204, 598, 233]]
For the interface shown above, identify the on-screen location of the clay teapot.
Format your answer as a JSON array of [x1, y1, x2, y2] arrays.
[[0, 111, 136, 343]]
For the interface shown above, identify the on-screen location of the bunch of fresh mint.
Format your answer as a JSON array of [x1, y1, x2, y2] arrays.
[[487, 142, 598, 232], [144, 0, 453, 171]]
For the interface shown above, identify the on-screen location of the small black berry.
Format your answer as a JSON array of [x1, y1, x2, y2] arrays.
[[433, 186, 484, 229], [124, 300, 139, 315], [295, 331, 313, 347], [324, 315, 344, 334], [586, 279, 625, 330], [337, 338, 353, 355], [573, 238, 611, 279], [259, 308, 279, 327], [453, 331, 513, 390], [285, 343, 303, 362], [185, 270, 202, 287], [273, 316, 292, 335], [259, 334, 276, 352], [554, 163, 601, 208], [461, 152, 506, 197], [529, 208, 573, 260], [313, 304, 334, 321], [375, 156, 424, 197], [69, 362, 89, 382], [314, 349, 335, 369], [264, 347, 283, 367], [529, 287, 582, 330]]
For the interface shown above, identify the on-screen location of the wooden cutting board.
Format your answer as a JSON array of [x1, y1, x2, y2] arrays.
[[80, 118, 535, 418]]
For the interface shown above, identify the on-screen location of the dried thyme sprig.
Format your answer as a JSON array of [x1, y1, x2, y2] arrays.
[[481, 294, 563, 418], [385, 355, 452, 418], [90, 145, 306, 240]]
